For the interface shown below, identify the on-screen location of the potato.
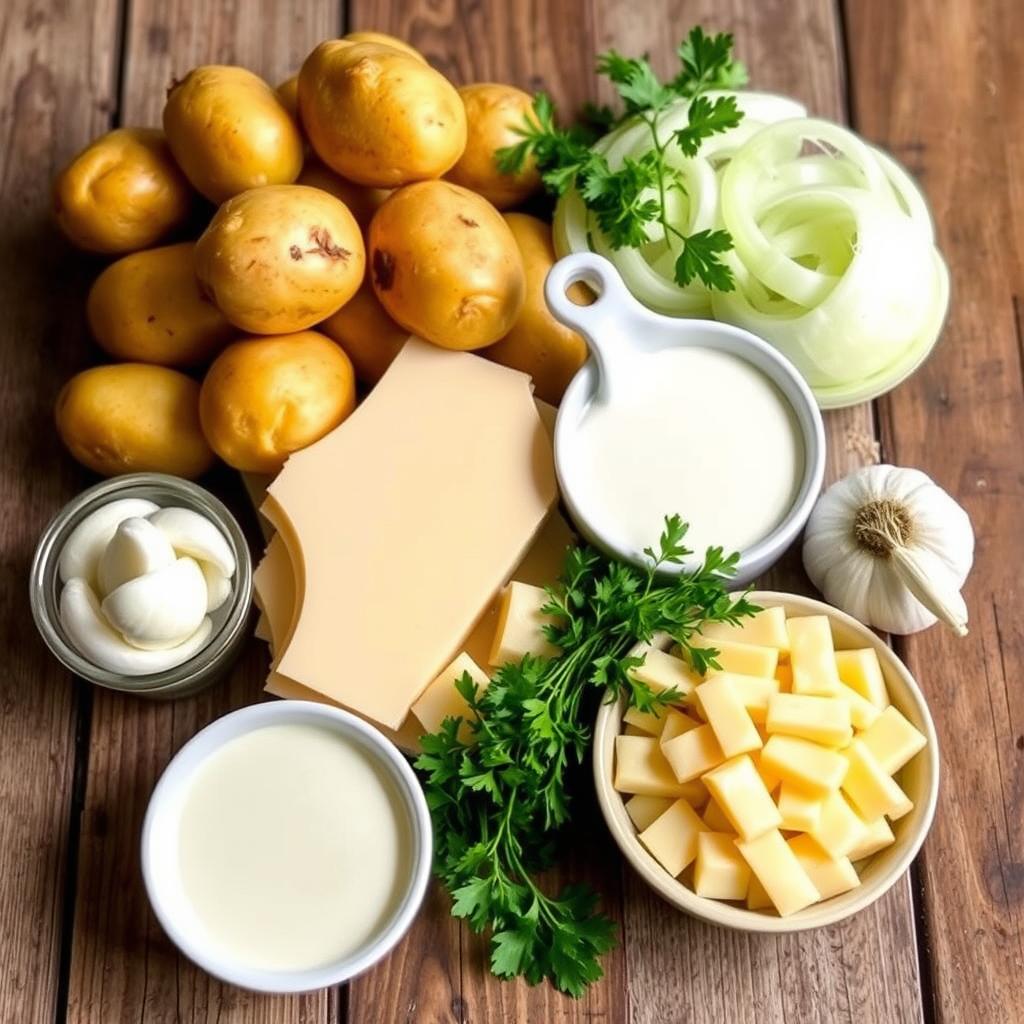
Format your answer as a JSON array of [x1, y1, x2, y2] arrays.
[[319, 279, 409, 384], [276, 74, 300, 122], [297, 160, 391, 231], [483, 214, 588, 404], [56, 364, 214, 478], [199, 331, 355, 472], [87, 242, 234, 367], [446, 84, 541, 209], [369, 181, 524, 350], [339, 31, 426, 62], [299, 41, 466, 187], [53, 128, 191, 254], [163, 66, 304, 203], [194, 184, 365, 334]]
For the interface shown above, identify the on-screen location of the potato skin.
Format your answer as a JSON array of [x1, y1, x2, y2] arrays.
[[163, 66, 304, 203], [446, 84, 541, 209], [369, 181, 524, 350], [339, 31, 426, 62], [199, 331, 356, 472], [275, 75, 300, 122], [87, 243, 234, 367], [319, 279, 409, 384], [484, 214, 588, 404], [299, 41, 466, 187], [53, 128, 191, 254], [56, 364, 214, 478], [297, 160, 391, 231], [194, 184, 365, 335]]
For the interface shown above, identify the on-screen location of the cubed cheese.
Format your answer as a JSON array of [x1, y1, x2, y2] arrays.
[[662, 723, 725, 783], [847, 815, 896, 861], [836, 682, 882, 731], [750, 746, 781, 794], [746, 873, 773, 911], [841, 740, 913, 821], [775, 662, 793, 692], [735, 829, 821, 917], [702, 797, 735, 833], [698, 606, 790, 651], [411, 652, 489, 742], [859, 706, 927, 774], [765, 693, 852, 747], [630, 646, 701, 698], [808, 790, 868, 859], [623, 705, 669, 736], [638, 798, 707, 876], [787, 834, 860, 900], [835, 648, 890, 709], [489, 581, 559, 666], [658, 708, 701, 746], [696, 676, 762, 758], [694, 831, 751, 900], [689, 636, 780, 679], [717, 672, 780, 724], [760, 734, 848, 797], [614, 735, 697, 797], [776, 783, 823, 832], [787, 616, 841, 695], [623, 724, 648, 736], [703, 755, 783, 842], [624, 794, 674, 831]]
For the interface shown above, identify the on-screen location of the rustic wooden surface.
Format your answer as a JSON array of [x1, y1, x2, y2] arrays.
[[0, 0, 1018, 1021]]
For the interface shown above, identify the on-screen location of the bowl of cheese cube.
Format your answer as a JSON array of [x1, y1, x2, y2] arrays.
[[593, 591, 938, 931]]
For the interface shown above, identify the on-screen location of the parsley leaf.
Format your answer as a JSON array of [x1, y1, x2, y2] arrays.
[[674, 228, 736, 290], [595, 51, 673, 113], [674, 26, 749, 95], [674, 93, 743, 157]]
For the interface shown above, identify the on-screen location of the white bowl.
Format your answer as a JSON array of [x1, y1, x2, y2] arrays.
[[546, 253, 826, 587], [141, 700, 432, 992]]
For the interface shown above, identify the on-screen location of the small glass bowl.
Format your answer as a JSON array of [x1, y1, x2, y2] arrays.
[[30, 473, 253, 700]]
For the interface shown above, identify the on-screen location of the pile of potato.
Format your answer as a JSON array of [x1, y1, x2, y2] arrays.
[[52, 31, 587, 478]]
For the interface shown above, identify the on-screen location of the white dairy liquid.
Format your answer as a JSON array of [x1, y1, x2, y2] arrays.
[[177, 723, 410, 971], [573, 346, 802, 557]]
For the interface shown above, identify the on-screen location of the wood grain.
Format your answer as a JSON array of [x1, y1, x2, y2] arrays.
[[0, 0, 121, 1020], [846, 0, 1024, 1021], [62, 3, 342, 1022]]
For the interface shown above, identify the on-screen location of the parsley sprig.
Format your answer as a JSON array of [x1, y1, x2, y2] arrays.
[[415, 515, 758, 996], [496, 28, 747, 292]]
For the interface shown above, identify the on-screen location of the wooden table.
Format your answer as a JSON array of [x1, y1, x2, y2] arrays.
[[1, 0, 1020, 1021]]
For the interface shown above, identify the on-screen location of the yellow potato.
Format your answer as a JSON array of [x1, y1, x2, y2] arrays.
[[447, 84, 541, 209], [299, 41, 466, 187], [319, 278, 409, 384], [339, 31, 426, 62], [53, 128, 191, 254], [163, 65, 304, 203], [56, 364, 214, 478], [276, 74, 300, 122], [484, 214, 589, 404], [194, 184, 365, 334], [199, 331, 356, 472], [297, 160, 391, 231], [87, 242, 234, 367]]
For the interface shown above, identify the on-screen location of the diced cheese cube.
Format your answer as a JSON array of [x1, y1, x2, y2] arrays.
[[624, 794, 674, 832], [703, 755, 783, 842], [750, 746, 781, 794], [776, 783, 823, 832], [787, 834, 860, 900], [847, 815, 896, 861], [638, 798, 707, 876], [718, 672, 780, 724], [623, 705, 669, 736], [411, 652, 489, 742], [735, 829, 821, 917], [841, 739, 913, 821], [694, 831, 751, 900], [488, 581, 559, 666], [760, 734, 848, 797], [699, 606, 790, 651], [859, 706, 927, 774], [808, 790, 868, 859], [787, 616, 841, 696], [766, 693, 852, 748], [702, 797, 735, 833], [837, 682, 882, 731], [630, 648, 701, 699], [835, 648, 890, 709], [696, 676, 762, 758], [745, 873, 773, 911], [623, 724, 646, 735], [614, 736, 699, 797], [775, 662, 793, 692], [658, 708, 701, 746], [689, 636, 780, 679], [662, 723, 724, 783]]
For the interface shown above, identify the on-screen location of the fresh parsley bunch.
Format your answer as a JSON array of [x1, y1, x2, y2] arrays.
[[415, 516, 757, 996], [496, 27, 747, 292]]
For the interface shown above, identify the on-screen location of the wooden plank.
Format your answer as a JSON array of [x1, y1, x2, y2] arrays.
[[343, 3, 628, 1021], [845, 1, 1024, 1020], [0, 0, 121, 1020], [63, 3, 342, 1022]]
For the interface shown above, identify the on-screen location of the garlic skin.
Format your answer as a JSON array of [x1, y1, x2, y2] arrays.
[[96, 517, 176, 597], [803, 464, 974, 636]]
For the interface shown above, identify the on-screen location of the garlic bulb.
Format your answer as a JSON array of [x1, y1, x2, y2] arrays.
[[802, 464, 974, 636]]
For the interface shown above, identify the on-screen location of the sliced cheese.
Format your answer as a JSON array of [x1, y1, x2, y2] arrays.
[[688, 636, 779, 679], [847, 816, 896, 861], [630, 647, 701, 698], [765, 693, 852, 748], [735, 829, 820, 917], [658, 708, 701, 745], [702, 755, 782, 842], [841, 739, 913, 821], [858, 706, 927, 774], [787, 615, 841, 696], [624, 795, 674, 832], [720, 672, 780, 725], [787, 834, 860, 901], [694, 831, 751, 900], [835, 648, 889, 709], [695, 676, 762, 758], [624, 705, 669, 736], [807, 790, 868, 859], [638, 798, 707, 876], [701, 797, 735, 833], [699, 606, 789, 651], [411, 652, 489, 742], [776, 783, 823, 832], [760, 734, 847, 798], [662, 723, 725, 783], [614, 735, 699, 798], [488, 581, 559, 666]]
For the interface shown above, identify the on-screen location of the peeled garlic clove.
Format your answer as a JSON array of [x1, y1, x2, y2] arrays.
[[199, 560, 232, 613], [58, 498, 159, 585], [96, 517, 177, 597], [101, 557, 208, 648], [60, 578, 213, 676], [148, 507, 235, 577]]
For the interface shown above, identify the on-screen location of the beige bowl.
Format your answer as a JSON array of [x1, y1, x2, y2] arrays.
[[592, 590, 940, 932]]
